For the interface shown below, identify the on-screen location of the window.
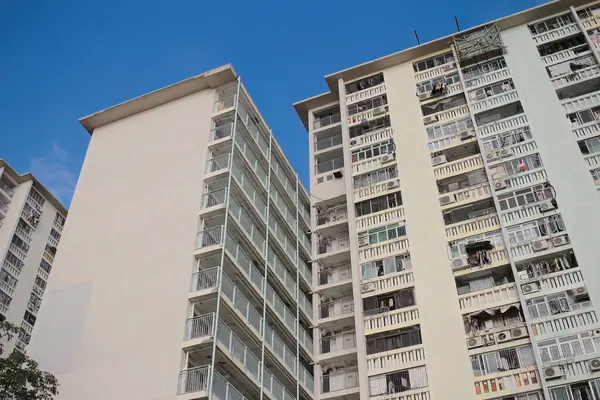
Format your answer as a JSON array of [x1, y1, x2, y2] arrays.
[[497, 184, 554, 211], [27, 189, 45, 208], [351, 140, 395, 162], [529, 14, 575, 36], [481, 127, 532, 154], [0, 270, 16, 287], [551, 380, 600, 400], [537, 34, 587, 57], [427, 117, 473, 142], [413, 52, 454, 72], [49, 228, 61, 241], [362, 254, 412, 278], [578, 5, 600, 20], [537, 332, 595, 363], [363, 288, 415, 315], [463, 57, 507, 80], [11, 235, 29, 253], [470, 346, 535, 376], [355, 192, 403, 217], [469, 80, 514, 102], [416, 74, 460, 95], [5, 252, 24, 270], [366, 327, 422, 355], [495, 154, 543, 177], [579, 137, 600, 155], [360, 223, 407, 245], [526, 292, 570, 320], [345, 73, 384, 94], [39, 259, 52, 274], [34, 276, 47, 290], [353, 166, 398, 189], [347, 94, 388, 116], [448, 231, 504, 259]]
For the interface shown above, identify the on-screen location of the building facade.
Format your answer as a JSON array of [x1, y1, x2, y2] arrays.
[[295, 1, 600, 399], [28, 66, 314, 400], [0, 160, 67, 354]]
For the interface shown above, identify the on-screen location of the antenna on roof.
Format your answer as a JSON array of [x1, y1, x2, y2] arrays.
[[455, 16, 461, 32], [414, 30, 421, 45]]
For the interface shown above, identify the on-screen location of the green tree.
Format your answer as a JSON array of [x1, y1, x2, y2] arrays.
[[0, 320, 58, 400]]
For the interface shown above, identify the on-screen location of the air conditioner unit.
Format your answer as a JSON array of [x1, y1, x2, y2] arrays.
[[361, 282, 375, 293], [499, 148, 514, 158], [592, 328, 600, 338], [590, 359, 600, 372], [466, 336, 484, 349], [466, 80, 476, 87], [381, 154, 394, 163], [496, 331, 511, 343], [451, 257, 469, 271], [360, 120, 370, 127], [518, 270, 530, 281], [552, 235, 570, 247], [373, 106, 387, 116], [387, 180, 400, 189], [510, 328, 528, 340], [521, 283, 540, 295], [533, 239, 550, 252], [349, 138, 361, 146], [419, 92, 432, 100], [358, 237, 369, 247], [444, 64, 453, 70], [544, 367, 565, 380], [460, 129, 476, 140], [486, 151, 499, 161], [432, 155, 447, 166], [539, 201, 555, 212], [493, 180, 508, 190], [572, 285, 589, 299], [424, 115, 438, 125], [440, 195, 455, 206]]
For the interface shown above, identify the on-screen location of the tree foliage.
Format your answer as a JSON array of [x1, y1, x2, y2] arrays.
[[0, 320, 59, 400]]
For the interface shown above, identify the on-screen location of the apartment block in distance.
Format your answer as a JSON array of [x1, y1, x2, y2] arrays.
[[0, 160, 67, 354], [28, 65, 314, 400], [295, 0, 600, 399]]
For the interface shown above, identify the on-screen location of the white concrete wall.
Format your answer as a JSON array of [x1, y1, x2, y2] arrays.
[[28, 89, 215, 400], [501, 25, 600, 310], [384, 63, 475, 400]]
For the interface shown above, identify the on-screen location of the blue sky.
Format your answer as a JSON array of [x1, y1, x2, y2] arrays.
[[0, 0, 544, 207]]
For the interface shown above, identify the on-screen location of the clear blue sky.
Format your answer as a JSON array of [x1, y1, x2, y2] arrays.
[[0, 0, 544, 207]]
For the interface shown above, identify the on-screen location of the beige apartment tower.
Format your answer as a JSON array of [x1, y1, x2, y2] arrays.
[[295, 0, 600, 399], [0, 160, 67, 354]]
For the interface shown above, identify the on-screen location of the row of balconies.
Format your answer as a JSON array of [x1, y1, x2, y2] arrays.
[[531, 22, 580, 46]]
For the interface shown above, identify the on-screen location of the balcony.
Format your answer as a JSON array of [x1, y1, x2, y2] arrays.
[[364, 306, 419, 335], [204, 153, 231, 180], [209, 122, 234, 146], [452, 248, 510, 277], [440, 183, 492, 210], [433, 154, 485, 181], [530, 307, 597, 338], [316, 205, 348, 229], [356, 206, 405, 231], [519, 268, 583, 298], [561, 90, 600, 114], [464, 68, 511, 91], [531, 23, 580, 45], [318, 265, 352, 291], [315, 156, 344, 175], [501, 201, 557, 226], [320, 331, 357, 361], [188, 267, 220, 301], [183, 313, 216, 350], [478, 113, 528, 138], [367, 344, 426, 376], [346, 82, 386, 105], [316, 235, 350, 259], [584, 151, 600, 169], [582, 14, 600, 30], [0, 182, 14, 200], [509, 233, 572, 262], [474, 368, 540, 399], [471, 90, 519, 114], [348, 107, 389, 127], [321, 369, 359, 399], [9, 244, 26, 261], [457, 283, 518, 313], [414, 62, 456, 82], [428, 129, 477, 153], [319, 297, 354, 325], [314, 113, 341, 131], [496, 168, 548, 194], [445, 213, 500, 241], [359, 236, 410, 263], [314, 134, 343, 153], [572, 118, 600, 140], [424, 104, 470, 126], [350, 126, 394, 149], [354, 178, 400, 202], [542, 46, 591, 67], [363, 270, 414, 298], [552, 65, 600, 90], [177, 365, 212, 398]]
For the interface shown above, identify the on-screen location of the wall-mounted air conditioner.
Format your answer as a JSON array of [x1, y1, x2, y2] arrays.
[[590, 359, 600, 372], [361, 282, 375, 293], [358, 237, 369, 247], [493, 179, 508, 190], [373, 106, 387, 116], [419, 92, 432, 100], [552, 235, 570, 247], [544, 367, 564, 380], [440, 195, 455, 206], [349, 137, 362, 146], [451, 257, 469, 271], [496, 331, 511, 343], [424, 115, 438, 125], [571, 285, 588, 299], [432, 155, 447, 166], [539, 201, 555, 212], [466, 336, 484, 349], [499, 148, 514, 158], [486, 151, 499, 161], [387, 180, 400, 189], [510, 328, 528, 340], [460, 129, 476, 140], [532, 239, 549, 252], [381, 154, 394, 163], [521, 283, 540, 295]]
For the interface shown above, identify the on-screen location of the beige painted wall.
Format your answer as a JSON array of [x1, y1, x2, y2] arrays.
[[28, 89, 216, 400], [384, 63, 475, 399]]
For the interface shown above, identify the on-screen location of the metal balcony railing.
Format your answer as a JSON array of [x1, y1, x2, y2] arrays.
[[214, 94, 237, 113], [211, 123, 234, 141], [0, 203, 8, 214], [206, 154, 231, 174], [216, 319, 261, 383], [317, 235, 350, 255], [318, 265, 352, 286], [321, 331, 356, 354], [316, 206, 348, 226], [315, 156, 344, 174], [313, 113, 341, 130], [225, 234, 265, 293], [314, 134, 343, 152], [0, 183, 14, 198], [201, 188, 227, 209], [178, 365, 211, 395], [184, 313, 216, 341], [189, 267, 220, 292], [319, 298, 354, 319], [229, 197, 266, 255], [321, 369, 359, 394], [195, 226, 225, 249], [221, 273, 263, 335]]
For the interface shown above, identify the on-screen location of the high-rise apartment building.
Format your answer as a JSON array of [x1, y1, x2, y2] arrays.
[[28, 65, 314, 400], [294, 0, 600, 399], [0, 160, 67, 354]]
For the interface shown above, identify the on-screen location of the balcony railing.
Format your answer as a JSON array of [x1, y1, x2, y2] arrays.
[[352, 155, 395, 176], [530, 308, 597, 337], [426, 104, 470, 125], [200, 188, 227, 209], [354, 178, 400, 201], [364, 306, 419, 334], [359, 237, 410, 263], [509, 232, 570, 261], [195, 226, 225, 249], [464, 68, 510, 90], [0, 183, 14, 198], [458, 283, 518, 313], [368, 271, 414, 294], [313, 114, 341, 130], [206, 153, 231, 174], [542, 47, 591, 67], [520, 268, 583, 295], [316, 206, 348, 226], [315, 156, 344, 175], [445, 213, 500, 241], [210, 123, 234, 142], [321, 331, 356, 354], [478, 114, 528, 138], [415, 62, 456, 82], [440, 184, 491, 209], [9, 244, 26, 261], [234, 133, 268, 188], [471, 90, 519, 114], [351, 126, 394, 149], [184, 313, 215, 341], [317, 235, 350, 256], [356, 207, 405, 231], [215, 319, 261, 383], [263, 366, 296, 400], [561, 90, 600, 114], [263, 323, 298, 380], [189, 267, 220, 293], [321, 369, 359, 394], [474, 368, 540, 398], [572, 119, 600, 140], [214, 94, 236, 113], [552, 65, 600, 89], [212, 371, 251, 400], [367, 345, 425, 375], [501, 201, 554, 226], [314, 134, 343, 152], [221, 273, 263, 336], [271, 157, 298, 205], [177, 365, 211, 395], [229, 197, 266, 255], [231, 161, 267, 219], [318, 265, 352, 286], [428, 130, 476, 153], [319, 297, 354, 320], [585, 152, 600, 168], [582, 14, 600, 30], [531, 23, 580, 45], [501, 168, 548, 193], [433, 154, 484, 180], [346, 83, 386, 104], [225, 234, 265, 295], [237, 102, 270, 161]]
